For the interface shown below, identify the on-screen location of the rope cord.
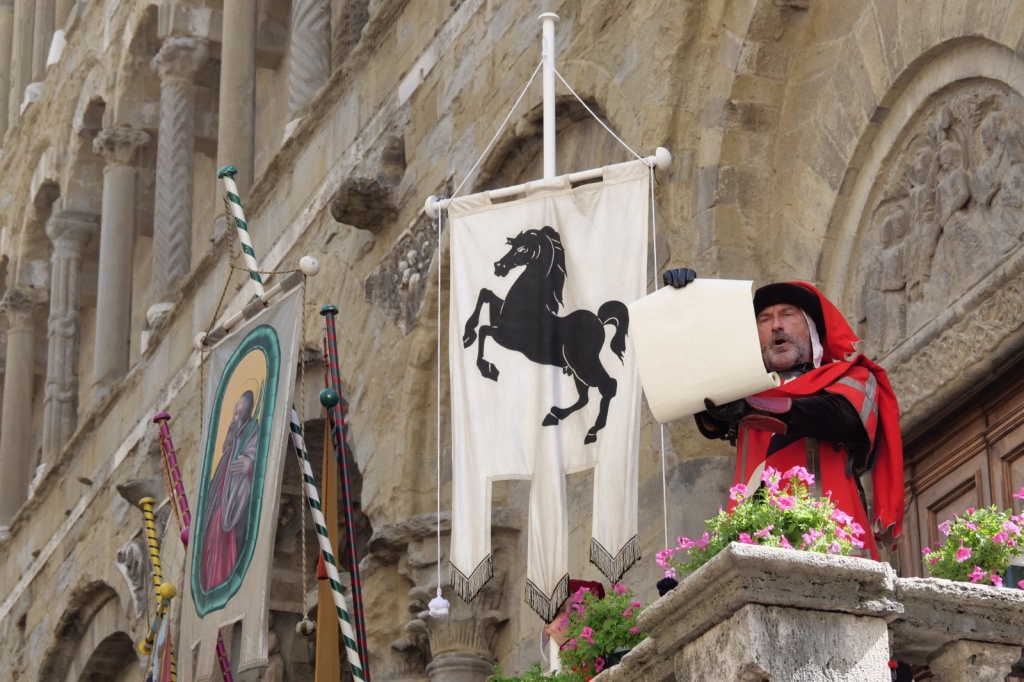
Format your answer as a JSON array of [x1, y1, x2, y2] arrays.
[[436, 209, 443, 594], [648, 164, 670, 553], [450, 59, 543, 200], [551, 65, 644, 162]]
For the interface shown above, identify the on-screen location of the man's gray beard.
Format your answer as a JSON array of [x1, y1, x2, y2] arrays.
[[762, 339, 812, 373]]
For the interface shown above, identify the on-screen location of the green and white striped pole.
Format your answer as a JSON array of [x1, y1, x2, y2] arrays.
[[288, 406, 366, 681], [217, 165, 265, 298]]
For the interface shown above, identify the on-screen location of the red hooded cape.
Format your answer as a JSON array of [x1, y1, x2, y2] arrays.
[[754, 281, 904, 545]]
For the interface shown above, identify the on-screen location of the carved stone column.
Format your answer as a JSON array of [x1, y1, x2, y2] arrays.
[[91, 124, 150, 403], [41, 210, 95, 464], [8, 0, 32, 130], [30, 0, 51, 82], [0, 1, 15, 140], [288, 0, 330, 120], [366, 510, 520, 682], [149, 36, 208, 327], [216, 0, 256, 196], [0, 288, 39, 526]]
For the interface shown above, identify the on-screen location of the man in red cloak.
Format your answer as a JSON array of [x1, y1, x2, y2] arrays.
[[664, 271, 904, 559]]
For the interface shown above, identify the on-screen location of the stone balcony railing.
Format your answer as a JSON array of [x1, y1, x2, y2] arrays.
[[595, 543, 1024, 682]]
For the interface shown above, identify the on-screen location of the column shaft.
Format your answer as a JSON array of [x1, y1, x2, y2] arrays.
[[0, 289, 37, 525], [0, 2, 14, 140], [151, 37, 207, 316], [30, 0, 52, 82], [41, 211, 94, 464], [288, 0, 330, 118], [217, 0, 256, 196], [9, 0, 32, 131], [91, 125, 149, 403]]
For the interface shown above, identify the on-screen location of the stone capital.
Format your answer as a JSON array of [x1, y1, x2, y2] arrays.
[[1, 288, 41, 328], [151, 36, 209, 82], [45, 210, 97, 254], [93, 125, 150, 166]]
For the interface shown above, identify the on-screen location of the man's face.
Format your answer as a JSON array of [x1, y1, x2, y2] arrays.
[[232, 397, 251, 426], [757, 303, 812, 372]]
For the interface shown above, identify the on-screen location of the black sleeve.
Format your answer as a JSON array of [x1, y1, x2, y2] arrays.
[[694, 411, 731, 441], [787, 393, 868, 445]]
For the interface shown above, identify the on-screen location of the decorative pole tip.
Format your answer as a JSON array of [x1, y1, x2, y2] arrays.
[[152, 411, 171, 424], [538, 11, 560, 22], [654, 147, 672, 171], [428, 588, 450, 618], [217, 165, 238, 178], [319, 304, 339, 316], [180, 528, 190, 547], [157, 582, 177, 600], [319, 388, 340, 408], [295, 617, 317, 636], [299, 256, 320, 276]]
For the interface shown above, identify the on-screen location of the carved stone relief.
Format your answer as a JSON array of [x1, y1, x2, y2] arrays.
[[364, 212, 441, 334], [114, 534, 149, 617], [855, 81, 1024, 356]]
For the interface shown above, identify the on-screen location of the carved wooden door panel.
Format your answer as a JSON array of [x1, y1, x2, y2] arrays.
[[902, 368, 1024, 578], [900, 367, 1024, 681]]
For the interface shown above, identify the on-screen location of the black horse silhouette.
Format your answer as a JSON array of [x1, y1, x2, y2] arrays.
[[462, 225, 629, 444]]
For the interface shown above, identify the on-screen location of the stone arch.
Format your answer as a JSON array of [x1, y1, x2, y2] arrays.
[[36, 579, 138, 682], [818, 37, 1024, 434]]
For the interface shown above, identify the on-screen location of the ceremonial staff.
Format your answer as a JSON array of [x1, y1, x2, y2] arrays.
[[154, 412, 235, 682], [288, 406, 366, 680], [320, 304, 371, 678], [218, 165, 265, 297], [136, 496, 177, 675]]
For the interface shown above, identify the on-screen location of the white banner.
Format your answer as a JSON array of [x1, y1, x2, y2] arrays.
[[180, 286, 302, 680], [448, 160, 648, 621]]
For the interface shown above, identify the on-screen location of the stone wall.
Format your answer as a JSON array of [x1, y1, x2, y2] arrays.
[[0, 0, 1023, 680]]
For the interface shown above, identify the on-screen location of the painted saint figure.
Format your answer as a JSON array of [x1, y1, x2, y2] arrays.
[[200, 390, 260, 590]]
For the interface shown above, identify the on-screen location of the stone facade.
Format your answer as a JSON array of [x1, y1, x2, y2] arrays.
[[0, 1, 1023, 680]]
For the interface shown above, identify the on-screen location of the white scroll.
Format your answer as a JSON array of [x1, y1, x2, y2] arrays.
[[628, 279, 779, 423]]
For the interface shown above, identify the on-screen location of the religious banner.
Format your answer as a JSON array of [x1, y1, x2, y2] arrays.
[[180, 286, 303, 680], [448, 160, 648, 621]]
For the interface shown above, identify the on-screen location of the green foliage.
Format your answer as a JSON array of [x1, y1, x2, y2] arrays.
[[557, 584, 646, 677], [488, 662, 584, 682], [658, 466, 866, 576], [922, 501, 1024, 585]]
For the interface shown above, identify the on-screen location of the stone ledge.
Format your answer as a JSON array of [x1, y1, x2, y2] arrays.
[[891, 576, 1024, 665], [637, 543, 901, 655]]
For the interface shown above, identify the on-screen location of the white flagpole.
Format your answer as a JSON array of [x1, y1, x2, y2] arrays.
[[540, 12, 558, 180], [541, 12, 563, 671]]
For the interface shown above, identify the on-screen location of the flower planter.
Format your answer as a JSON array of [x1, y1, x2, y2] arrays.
[[604, 543, 901, 681]]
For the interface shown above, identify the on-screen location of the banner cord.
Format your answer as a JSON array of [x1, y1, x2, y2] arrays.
[[649, 164, 670, 552], [552, 65, 644, 163], [450, 59, 543, 200]]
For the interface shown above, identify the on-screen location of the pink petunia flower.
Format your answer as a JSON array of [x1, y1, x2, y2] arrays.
[[831, 509, 854, 525], [955, 544, 972, 563], [991, 573, 1004, 587], [938, 520, 952, 536], [630, 626, 639, 635], [779, 535, 793, 549], [1005, 520, 1021, 534], [1014, 487, 1024, 500], [772, 496, 795, 510], [964, 521, 977, 531], [729, 483, 748, 502], [829, 541, 842, 554], [695, 532, 711, 550], [754, 525, 774, 538], [968, 565, 986, 583], [994, 531, 1008, 544], [613, 583, 628, 596], [738, 532, 755, 544], [580, 626, 595, 644], [595, 657, 606, 673]]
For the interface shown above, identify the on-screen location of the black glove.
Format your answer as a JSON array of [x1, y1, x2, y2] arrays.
[[704, 397, 792, 435], [663, 268, 696, 289]]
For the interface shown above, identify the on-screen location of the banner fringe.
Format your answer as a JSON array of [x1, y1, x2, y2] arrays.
[[590, 535, 640, 583], [525, 573, 569, 623], [448, 555, 493, 603]]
